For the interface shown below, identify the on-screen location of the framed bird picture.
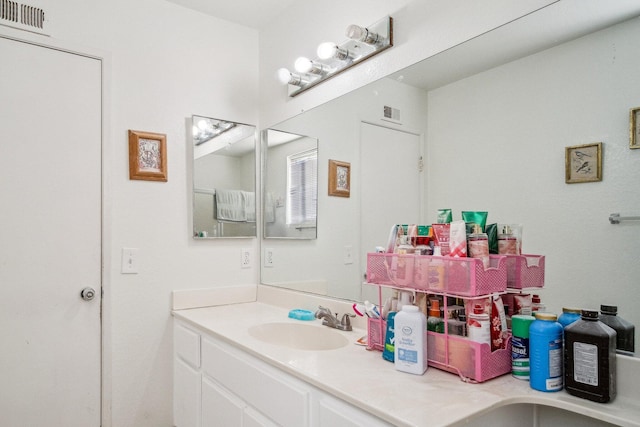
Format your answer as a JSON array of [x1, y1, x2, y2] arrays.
[[565, 142, 602, 184]]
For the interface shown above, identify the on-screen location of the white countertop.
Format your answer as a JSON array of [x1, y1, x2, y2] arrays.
[[172, 297, 640, 427]]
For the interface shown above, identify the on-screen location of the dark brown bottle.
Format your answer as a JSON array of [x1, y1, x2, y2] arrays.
[[564, 310, 616, 403], [599, 305, 635, 355]]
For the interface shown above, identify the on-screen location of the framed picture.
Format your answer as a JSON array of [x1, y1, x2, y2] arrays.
[[328, 159, 350, 197], [630, 106, 640, 149], [128, 130, 167, 182], [565, 142, 602, 184]]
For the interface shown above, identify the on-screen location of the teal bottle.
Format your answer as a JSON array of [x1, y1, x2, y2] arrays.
[[382, 312, 396, 362]]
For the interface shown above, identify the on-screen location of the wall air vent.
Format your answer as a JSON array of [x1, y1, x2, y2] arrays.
[[382, 105, 401, 124], [0, 0, 47, 35]]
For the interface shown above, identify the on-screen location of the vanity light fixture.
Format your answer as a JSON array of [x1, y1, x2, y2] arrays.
[[193, 118, 236, 146], [278, 15, 393, 97]]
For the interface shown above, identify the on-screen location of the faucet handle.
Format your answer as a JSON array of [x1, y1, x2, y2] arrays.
[[340, 313, 355, 331]]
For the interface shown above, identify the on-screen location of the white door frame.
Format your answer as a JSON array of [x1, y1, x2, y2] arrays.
[[0, 25, 112, 426]]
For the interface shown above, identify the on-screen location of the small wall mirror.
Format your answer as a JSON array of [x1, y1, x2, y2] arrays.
[[262, 129, 318, 239], [192, 115, 256, 238]]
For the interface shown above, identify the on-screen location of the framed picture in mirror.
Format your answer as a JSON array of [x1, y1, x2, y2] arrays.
[[630, 106, 640, 149], [565, 142, 602, 184], [328, 159, 350, 197], [128, 130, 168, 182]]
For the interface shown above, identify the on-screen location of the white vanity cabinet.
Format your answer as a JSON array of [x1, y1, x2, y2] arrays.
[[173, 319, 392, 427]]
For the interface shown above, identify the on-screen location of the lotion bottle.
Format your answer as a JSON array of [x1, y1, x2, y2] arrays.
[[468, 224, 490, 269]]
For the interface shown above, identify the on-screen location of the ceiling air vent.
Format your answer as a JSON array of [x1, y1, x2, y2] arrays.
[[0, 0, 47, 34]]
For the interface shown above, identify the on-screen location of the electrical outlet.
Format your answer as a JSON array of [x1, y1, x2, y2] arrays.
[[121, 248, 139, 274], [344, 245, 354, 265], [241, 248, 251, 269], [264, 248, 274, 268]]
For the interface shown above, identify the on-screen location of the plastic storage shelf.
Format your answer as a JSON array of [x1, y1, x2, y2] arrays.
[[366, 253, 507, 297], [367, 317, 512, 383], [504, 254, 545, 289]]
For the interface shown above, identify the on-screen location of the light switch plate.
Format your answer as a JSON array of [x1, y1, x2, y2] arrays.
[[344, 245, 354, 265], [121, 248, 139, 274]]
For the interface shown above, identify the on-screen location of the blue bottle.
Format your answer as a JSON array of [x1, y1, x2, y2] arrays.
[[529, 312, 563, 392], [558, 307, 581, 329]]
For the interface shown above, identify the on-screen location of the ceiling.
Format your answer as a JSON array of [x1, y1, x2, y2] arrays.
[[164, 0, 298, 29]]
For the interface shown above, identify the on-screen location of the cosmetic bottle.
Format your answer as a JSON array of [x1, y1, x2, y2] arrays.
[[414, 236, 432, 255], [427, 246, 445, 290], [446, 307, 466, 336], [599, 305, 634, 355], [427, 299, 444, 333], [531, 295, 545, 313], [467, 224, 490, 269], [498, 224, 518, 255], [394, 235, 414, 287], [564, 310, 616, 402], [468, 304, 490, 346], [394, 305, 428, 375]]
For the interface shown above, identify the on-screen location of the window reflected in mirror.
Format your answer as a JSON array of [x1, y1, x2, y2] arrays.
[[263, 129, 318, 239]]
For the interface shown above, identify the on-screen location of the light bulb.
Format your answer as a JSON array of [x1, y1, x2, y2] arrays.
[[345, 24, 365, 40], [317, 42, 337, 60], [276, 68, 292, 85], [192, 125, 199, 136], [197, 119, 208, 130], [345, 24, 383, 45], [294, 57, 313, 73]]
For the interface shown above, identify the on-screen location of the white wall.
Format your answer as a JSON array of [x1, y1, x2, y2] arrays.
[[426, 17, 640, 343], [21, 1, 259, 426]]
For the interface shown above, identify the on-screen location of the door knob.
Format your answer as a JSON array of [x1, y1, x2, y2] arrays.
[[80, 287, 96, 301]]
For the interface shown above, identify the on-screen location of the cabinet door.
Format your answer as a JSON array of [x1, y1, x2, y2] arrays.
[[318, 396, 393, 427], [202, 338, 309, 426], [202, 377, 243, 427], [243, 407, 279, 427], [174, 358, 201, 427]]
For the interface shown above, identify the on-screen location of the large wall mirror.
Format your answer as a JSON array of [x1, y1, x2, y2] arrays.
[[261, 5, 640, 349], [192, 115, 256, 238]]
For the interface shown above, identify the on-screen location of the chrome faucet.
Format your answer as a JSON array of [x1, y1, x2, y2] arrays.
[[315, 305, 354, 331]]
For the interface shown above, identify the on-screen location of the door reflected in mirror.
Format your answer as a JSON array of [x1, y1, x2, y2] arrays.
[[192, 115, 256, 239], [262, 129, 318, 239]]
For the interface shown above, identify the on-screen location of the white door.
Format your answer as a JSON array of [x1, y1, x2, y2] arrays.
[[0, 36, 102, 426], [359, 122, 422, 282]]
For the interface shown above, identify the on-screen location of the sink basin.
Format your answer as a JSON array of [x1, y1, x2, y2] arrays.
[[248, 322, 350, 351]]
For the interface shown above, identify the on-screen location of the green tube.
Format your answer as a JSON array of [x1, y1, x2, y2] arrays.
[[437, 208, 452, 224], [461, 211, 488, 231]]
